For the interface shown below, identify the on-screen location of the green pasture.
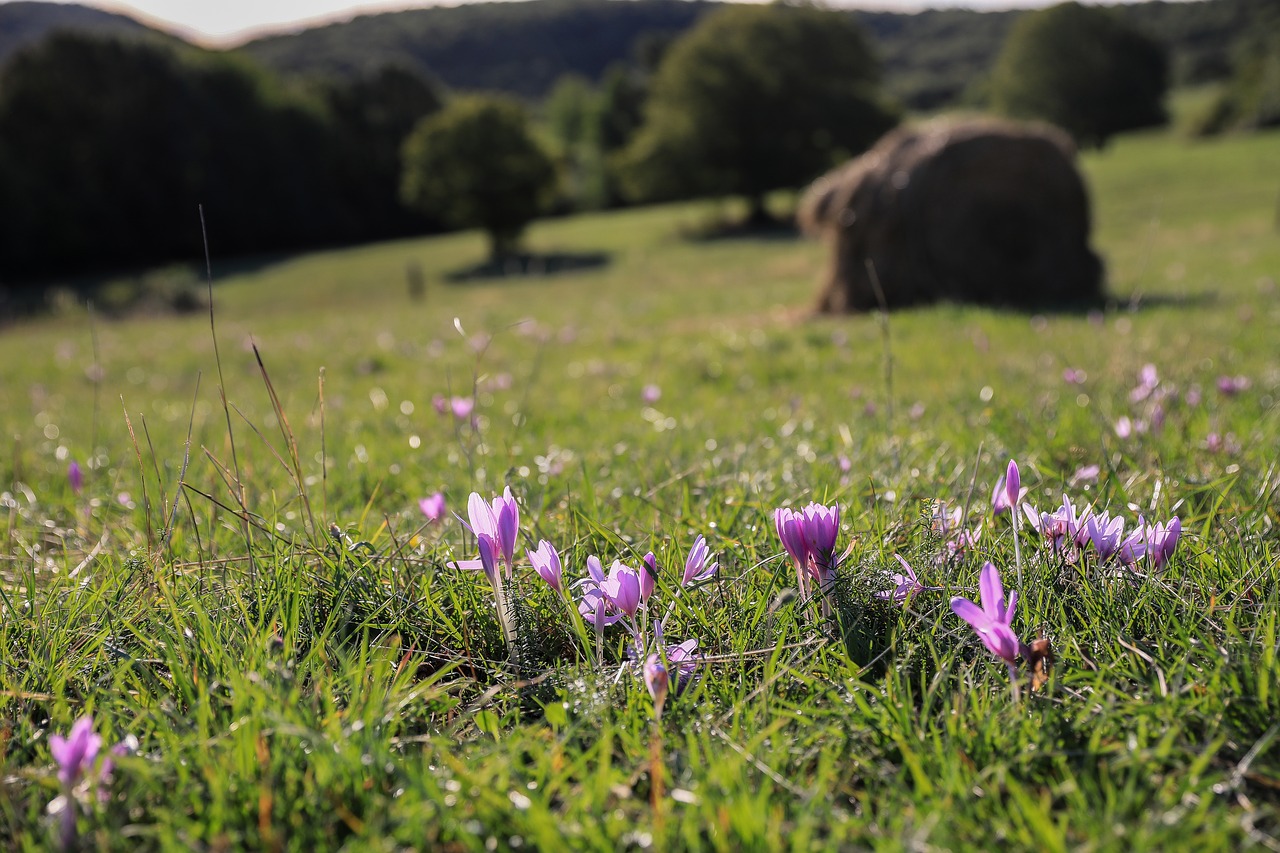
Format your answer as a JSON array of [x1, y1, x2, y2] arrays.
[[1, 128, 1278, 849]]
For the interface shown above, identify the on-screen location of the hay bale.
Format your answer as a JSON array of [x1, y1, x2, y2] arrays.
[[799, 118, 1105, 312]]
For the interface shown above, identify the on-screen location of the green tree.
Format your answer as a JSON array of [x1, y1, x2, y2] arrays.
[[0, 33, 345, 278], [316, 65, 444, 239], [618, 4, 897, 222], [595, 63, 646, 155], [989, 2, 1168, 148], [545, 74, 607, 209], [400, 96, 557, 261]]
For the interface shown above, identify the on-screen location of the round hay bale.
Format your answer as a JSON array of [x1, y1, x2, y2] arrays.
[[799, 117, 1105, 312]]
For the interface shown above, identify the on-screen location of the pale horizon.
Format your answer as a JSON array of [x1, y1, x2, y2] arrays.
[[10, 0, 1189, 47]]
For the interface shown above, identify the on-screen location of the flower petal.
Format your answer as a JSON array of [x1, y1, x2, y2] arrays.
[[950, 596, 990, 632], [978, 562, 1006, 622]]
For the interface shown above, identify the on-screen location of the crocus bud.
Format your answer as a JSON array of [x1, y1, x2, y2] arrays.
[[644, 656, 669, 719], [640, 552, 658, 603], [68, 461, 84, 495]]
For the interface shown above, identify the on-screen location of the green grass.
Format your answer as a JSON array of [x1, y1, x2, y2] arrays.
[[2, 128, 1279, 850]]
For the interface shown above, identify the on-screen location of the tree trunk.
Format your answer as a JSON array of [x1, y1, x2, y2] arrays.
[[744, 195, 773, 227], [487, 229, 519, 264]]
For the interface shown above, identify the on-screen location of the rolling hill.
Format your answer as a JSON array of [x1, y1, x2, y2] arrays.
[[0, 1, 153, 65]]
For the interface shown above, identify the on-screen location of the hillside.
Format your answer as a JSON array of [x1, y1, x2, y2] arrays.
[[0, 1, 152, 65], [239, 0, 1261, 110], [0, 0, 1260, 112], [241, 0, 713, 97]]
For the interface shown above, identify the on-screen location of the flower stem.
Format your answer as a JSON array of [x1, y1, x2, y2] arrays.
[[1012, 516, 1025, 597]]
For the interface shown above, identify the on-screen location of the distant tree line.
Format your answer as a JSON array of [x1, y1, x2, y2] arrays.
[[0, 33, 442, 288], [3, 0, 1271, 295]]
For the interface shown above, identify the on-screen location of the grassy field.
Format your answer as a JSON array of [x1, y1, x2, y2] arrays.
[[1, 127, 1278, 850]]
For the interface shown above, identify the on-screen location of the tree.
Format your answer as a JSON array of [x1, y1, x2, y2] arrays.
[[400, 96, 557, 261], [618, 4, 897, 222], [0, 33, 346, 279], [315, 65, 444, 239], [989, 2, 1168, 148], [545, 74, 607, 209]]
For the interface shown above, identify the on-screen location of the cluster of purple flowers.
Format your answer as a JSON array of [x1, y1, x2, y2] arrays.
[[774, 502, 844, 602], [450, 488, 715, 712], [1022, 496, 1181, 570], [431, 394, 476, 422], [443, 452, 1187, 709], [994, 459, 1180, 572], [1111, 363, 1251, 448]]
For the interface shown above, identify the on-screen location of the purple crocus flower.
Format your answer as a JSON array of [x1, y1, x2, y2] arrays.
[[49, 716, 110, 852], [1142, 517, 1181, 568], [1059, 495, 1093, 552], [419, 492, 446, 522], [1131, 364, 1160, 402], [681, 535, 718, 587], [527, 540, 562, 592], [992, 459, 1024, 515], [67, 461, 84, 495], [774, 507, 812, 573], [1217, 375, 1250, 396], [1022, 499, 1076, 552], [665, 638, 701, 693], [450, 396, 475, 419], [1116, 514, 1181, 570], [800, 502, 840, 578], [1070, 464, 1101, 486], [640, 552, 658, 604], [601, 560, 642, 617], [643, 656, 669, 715], [585, 553, 607, 586], [641, 384, 661, 405], [876, 554, 941, 604], [578, 587, 621, 628], [454, 488, 520, 579], [577, 558, 624, 627], [1115, 416, 1134, 439], [775, 502, 841, 596], [50, 716, 102, 788], [1118, 520, 1150, 567], [930, 502, 981, 556], [476, 534, 500, 585], [1085, 511, 1126, 562], [950, 562, 1023, 665]]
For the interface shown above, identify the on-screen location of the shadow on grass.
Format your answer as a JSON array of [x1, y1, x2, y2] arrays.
[[444, 251, 611, 284], [678, 218, 802, 244], [1114, 290, 1220, 311], [811, 289, 1220, 320]]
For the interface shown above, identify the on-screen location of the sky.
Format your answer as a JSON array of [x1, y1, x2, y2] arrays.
[[27, 0, 1082, 46]]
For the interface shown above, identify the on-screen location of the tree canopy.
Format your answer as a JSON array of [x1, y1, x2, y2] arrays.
[[0, 33, 442, 285], [989, 2, 1168, 148], [618, 4, 898, 219], [400, 96, 558, 260]]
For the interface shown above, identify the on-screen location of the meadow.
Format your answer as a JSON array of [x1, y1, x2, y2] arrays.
[[1, 127, 1278, 849]]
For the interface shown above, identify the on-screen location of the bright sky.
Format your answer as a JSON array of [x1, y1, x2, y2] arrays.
[[33, 0, 1109, 46]]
